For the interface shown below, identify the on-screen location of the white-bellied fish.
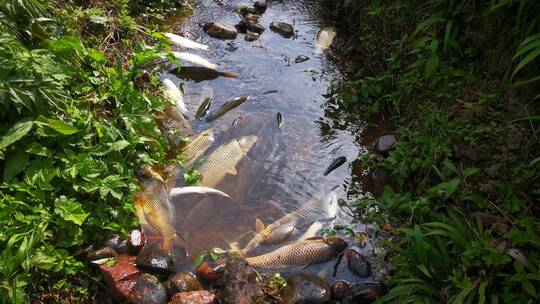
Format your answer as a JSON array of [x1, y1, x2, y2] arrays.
[[170, 66, 237, 82], [324, 156, 347, 176], [195, 97, 213, 119], [165, 32, 210, 50], [196, 135, 257, 188], [181, 128, 215, 166], [205, 96, 249, 122], [316, 27, 336, 53], [245, 236, 347, 271], [162, 78, 188, 116], [172, 51, 218, 70], [169, 186, 231, 199], [299, 221, 324, 240]]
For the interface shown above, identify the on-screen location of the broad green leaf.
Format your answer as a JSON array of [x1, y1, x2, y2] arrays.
[[109, 140, 130, 152], [3, 151, 29, 182], [513, 47, 540, 77], [54, 196, 89, 226], [37, 117, 79, 135], [87, 48, 106, 63], [0, 118, 34, 150], [425, 55, 439, 79]]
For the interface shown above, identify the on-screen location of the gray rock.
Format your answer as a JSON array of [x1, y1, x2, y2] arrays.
[[270, 21, 294, 38], [295, 55, 310, 63], [243, 13, 260, 23], [87, 247, 118, 261], [281, 273, 331, 304], [245, 32, 260, 42], [129, 274, 167, 304], [254, 0, 267, 13], [340, 283, 384, 304], [246, 21, 265, 34], [135, 247, 175, 275], [163, 272, 203, 298], [221, 253, 263, 304], [346, 247, 371, 277], [104, 234, 129, 254], [374, 134, 396, 155], [203, 22, 238, 39]]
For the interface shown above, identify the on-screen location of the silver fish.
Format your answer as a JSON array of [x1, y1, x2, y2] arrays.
[[205, 96, 249, 122]]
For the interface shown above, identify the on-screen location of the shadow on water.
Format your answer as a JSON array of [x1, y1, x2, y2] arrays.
[[145, 0, 390, 284]]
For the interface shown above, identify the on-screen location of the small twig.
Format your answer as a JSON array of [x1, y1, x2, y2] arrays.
[[487, 199, 517, 229]]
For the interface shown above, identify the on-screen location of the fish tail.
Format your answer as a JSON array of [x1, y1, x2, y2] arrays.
[[162, 232, 190, 252], [221, 72, 238, 78]]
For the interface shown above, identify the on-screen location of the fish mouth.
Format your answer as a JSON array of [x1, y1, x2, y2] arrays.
[[238, 135, 258, 149]]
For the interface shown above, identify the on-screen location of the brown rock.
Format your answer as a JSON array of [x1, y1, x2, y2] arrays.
[[163, 272, 203, 298], [203, 23, 238, 39], [245, 32, 260, 42], [195, 261, 225, 285], [100, 255, 141, 300], [221, 253, 263, 304], [254, 0, 267, 13], [87, 247, 118, 261], [269, 22, 294, 38], [169, 290, 217, 304], [104, 234, 129, 254], [129, 273, 167, 304], [331, 280, 350, 301]]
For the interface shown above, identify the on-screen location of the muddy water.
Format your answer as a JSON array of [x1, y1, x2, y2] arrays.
[[159, 0, 378, 284]]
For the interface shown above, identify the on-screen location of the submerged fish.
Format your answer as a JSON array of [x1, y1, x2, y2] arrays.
[[195, 97, 213, 119], [276, 112, 283, 127], [205, 96, 249, 122], [299, 221, 324, 240], [181, 128, 215, 166], [316, 27, 336, 53], [173, 51, 217, 70], [324, 156, 347, 176], [165, 32, 210, 50], [162, 79, 188, 115], [196, 135, 257, 188], [135, 166, 189, 252], [245, 236, 347, 271], [170, 66, 237, 82], [169, 186, 231, 199]]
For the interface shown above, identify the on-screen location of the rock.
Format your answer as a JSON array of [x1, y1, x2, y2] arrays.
[[73, 244, 94, 261], [331, 280, 350, 302], [129, 273, 167, 304], [225, 42, 238, 52], [254, 0, 267, 13], [221, 253, 263, 304], [243, 13, 260, 23], [246, 21, 265, 34], [196, 261, 225, 284], [270, 22, 294, 38], [281, 273, 331, 304], [235, 21, 248, 34], [87, 247, 118, 261], [128, 230, 145, 254], [100, 255, 141, 300], [295, 55, 309, 63], [170, 290, 217, 304], [203, 22, 238, 39], [104, 234, 130, 254], [374, 134, 396, 155], [135, 247, 175, 275], [163, 272, 203, 298], [346, 247, 371, 277], [340, 283, 384, 304], [245, 32, 260, 42]]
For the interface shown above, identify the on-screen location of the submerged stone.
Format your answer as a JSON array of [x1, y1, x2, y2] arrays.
[[100, 255, 141, 300], [196, 260, 225, 285], [245, 32, 260, 42], [163, 272, 203, 298], [129, 273, 167, 304], [87, 247, 118, 261], [374, 134, 396, 155], [331, 280, 350, 302], [104, 234, 129, 254], [135, 247, 175, 275], [340, 283, 385, 304], [346, 247, 371, 278], [203, 22, 238, 39], [254, 0, 267, 13], [221, 253, 263, 304], [270, 21, 294, 38], [281, 273, 331, 304], [170, 290, 217, 304]]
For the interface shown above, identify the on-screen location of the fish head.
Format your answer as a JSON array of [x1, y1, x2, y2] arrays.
[[323, 236, 348, 253], [238, 135, 258, 150], [200, 128, 215, 141]]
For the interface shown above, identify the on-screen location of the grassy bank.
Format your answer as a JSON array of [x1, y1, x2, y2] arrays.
[[0, 0, 188, 302], [333, 0, 540, 302]]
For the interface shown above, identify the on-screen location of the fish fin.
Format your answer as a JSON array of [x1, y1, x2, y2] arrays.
[[221, 72, 238, 78], [225, 166, 238, 175], [255, 218, 265, 233], [179, 83, 186, 95], [304, 236, 324, 241], [169, 186, 231, 199]]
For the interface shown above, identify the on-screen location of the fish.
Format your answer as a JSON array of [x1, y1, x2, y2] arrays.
[[169, 186, 231, 199], [298, 221, 324, 240], [181, 128, 215, 166], [316, 27, 336, 53], [164, 32, 210, 50], [244, 236, 347, 271], [205, 96, 249, 122], [162, 79, 188, 115], [195, 97, 213, 119], [172, 51, 218, 70], [170, 66, 237, 82], [195, 135, 257, 188], [324, 156, 347, 176], [276, 112, 283, 127], [134, 166, 189, 252]]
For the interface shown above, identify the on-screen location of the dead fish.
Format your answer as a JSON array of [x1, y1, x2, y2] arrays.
[[181, 128, 215, 166], [205, 96, 249, 122], [134, 166, 189, 252], [172, 51, 218, 69], [196, 135, 257, 187], [245, 236, 347, 270], [316, 27, 336, 53], [170, 66, 237, 82], [169, 186, 231, 199], [324, 156, 347, 176], [298, 221, 324, 240], [164, 32, 210, 50], [276, 112, 283, 127], [195, 97, 213, 119], [162, 79, 188, 115], [295, 55, 310, 63], [232, 116, 243, 126]]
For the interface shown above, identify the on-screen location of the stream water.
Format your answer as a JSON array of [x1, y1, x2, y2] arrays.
[[154, 0, 386, 284]]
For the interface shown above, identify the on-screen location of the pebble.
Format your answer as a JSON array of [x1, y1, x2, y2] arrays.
[[374, 134, 396, 155], [104, 234, 129, 254], [270, 21, 294, 38], [169, 290, 217, 304], [129, 273, 167, 304], [203, 22, 238, 39], [135, 247, 175, 275], [245, 32, 260, 42], [221, 253, 263, 304], [281, 273, 331, 304], [128, 229, 145, 254], [331, 280, 350, 302], [346, 247, 371, 277], [340, 283, 384, 304], [295, 55, 310, 63], [100, 255, 141, 300], [163, 272, 203, 298], [196, 261, 225, 284], [254, 0, 267, 13], [246, 21, 265, 34], [87, 247, 118, 261]]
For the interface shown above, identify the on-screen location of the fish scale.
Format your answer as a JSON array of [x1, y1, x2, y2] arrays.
[[182, 129, 214, 166]]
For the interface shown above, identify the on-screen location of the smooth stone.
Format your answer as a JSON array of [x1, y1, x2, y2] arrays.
[[163, 272, 203, 298], [281, 273, 331, 304], [128, 230, 145, 254], [254, 0, 267, 13], [246, 21, 265, 34], [221, 253, 263, 304], [170, 290, 217, 304], [374, 134, 396, 155], [295, 55, 310, 63], [135, 247, 175, 275], [235, 21, 248, 34], [270, 21, 294, 38], [346, 247, 371, 277], [100, 255, 141, 300], [195, 260, 225, 285], [340, 283, 384, 304], [245, 32, 260, 42], [87, 247, 118, 261], [331, 280, 350, 302], [203, 22, 238, 39], [243, 13, 260, 23], [104, 234, 129, 254], [129, 273, 167, 304]]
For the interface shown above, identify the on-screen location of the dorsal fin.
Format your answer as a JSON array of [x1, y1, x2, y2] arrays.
[[255, 218, 265, 233]]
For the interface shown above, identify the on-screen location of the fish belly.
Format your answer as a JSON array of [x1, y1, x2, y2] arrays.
[[245, 241, 335, 270], [197, 141, 244, 187]]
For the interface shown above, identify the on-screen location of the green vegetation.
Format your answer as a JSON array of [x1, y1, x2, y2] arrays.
[[0, 0, 187, 302], [335, 0, 540, 302]]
